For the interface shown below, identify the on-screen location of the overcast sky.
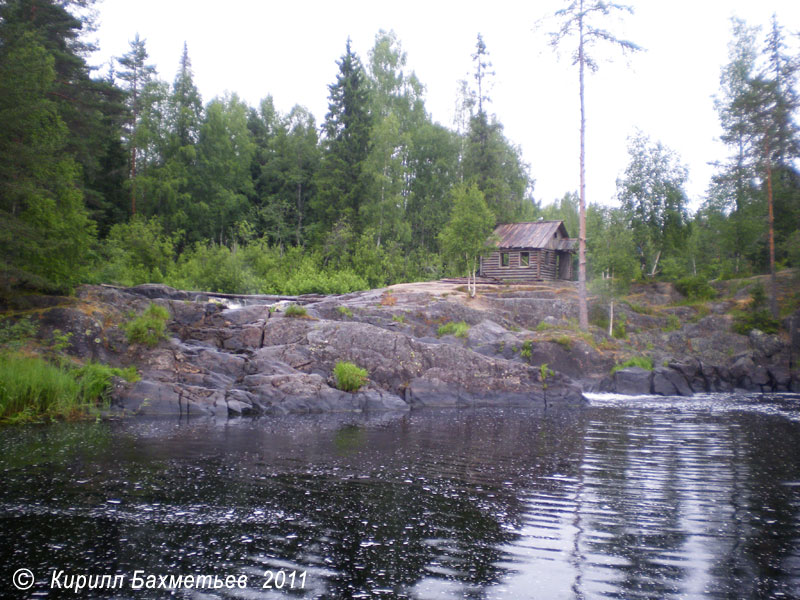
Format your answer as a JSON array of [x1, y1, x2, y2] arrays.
[[91, 0, 800, 211]]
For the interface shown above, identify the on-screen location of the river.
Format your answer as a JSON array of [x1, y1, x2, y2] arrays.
[[1, 393, 799, 599]]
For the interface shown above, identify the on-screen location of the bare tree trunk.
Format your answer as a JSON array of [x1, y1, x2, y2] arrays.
[[608, 299, 614, 338], [577, 3, 589, 331], [766, 148, 778, 318], [649, 249, 661, 278], [130, 145, 137, 216], [296, 182, 303, 246]]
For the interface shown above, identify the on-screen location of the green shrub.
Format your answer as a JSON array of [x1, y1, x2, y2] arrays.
[[337, 306, 353, 318], [284, 304, 307, 318], [437, 321, 470, 338], [94, 216, 176, 287], [624, 300, 654, 315], [535, 320, 559, 332], [123, 303, 170, 347], [733, 310, 780, 335], [675, 276, 716, 301], [0, 317, 37, 350], [333, 361, 368, 392], [732, 282, 780, 335], [520, 339, 533, 359], [392, 313, 406, 324], [611, 356, 654, 374], [662, 314, 681, 332], [549, 335, 573, 350]]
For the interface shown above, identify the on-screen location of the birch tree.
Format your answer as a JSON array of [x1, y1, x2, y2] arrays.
[[439, 184, 495, 298]]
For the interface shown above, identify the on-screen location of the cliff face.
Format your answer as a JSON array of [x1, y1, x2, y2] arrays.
[[9, 275, 800, 418]]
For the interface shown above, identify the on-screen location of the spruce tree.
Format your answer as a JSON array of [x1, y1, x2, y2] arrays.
[[0, 33, 94, 291], [314, 39, 373, 241], [170, 42, 203, 152]]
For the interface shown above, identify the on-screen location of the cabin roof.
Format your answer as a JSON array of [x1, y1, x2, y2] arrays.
[[492, 221, 574, 250]]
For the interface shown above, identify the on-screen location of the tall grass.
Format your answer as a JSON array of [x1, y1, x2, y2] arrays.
[[0, 353, 138, 423]]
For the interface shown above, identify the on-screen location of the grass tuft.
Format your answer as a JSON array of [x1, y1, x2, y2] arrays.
[[284, 304, 308, 318], [437, 321, 470, 338], [611, 356, 654, 374], [333, 361, 368, 392]]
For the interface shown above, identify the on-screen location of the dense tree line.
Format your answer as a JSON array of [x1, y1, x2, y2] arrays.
[[1, 1, 798, 300], [0, 0, 535, 294]]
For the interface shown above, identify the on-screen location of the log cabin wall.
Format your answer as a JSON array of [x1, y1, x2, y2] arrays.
[[481, 249, 559, 282]]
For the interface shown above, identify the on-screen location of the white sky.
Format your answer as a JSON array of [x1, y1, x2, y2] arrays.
[[91, 0, 800, 212]]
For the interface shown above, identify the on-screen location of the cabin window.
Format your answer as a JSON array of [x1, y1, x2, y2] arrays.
[[501, 252, 509, 267], [520, 252, 529, 267]]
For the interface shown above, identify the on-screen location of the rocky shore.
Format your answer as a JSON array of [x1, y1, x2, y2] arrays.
[[9, 273, 800, 417]]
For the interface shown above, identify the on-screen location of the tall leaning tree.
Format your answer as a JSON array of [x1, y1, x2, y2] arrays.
[[546, 1, 641, 330]]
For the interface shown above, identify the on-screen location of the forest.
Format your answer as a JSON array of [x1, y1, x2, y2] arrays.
[[1, 0, 799, 303]]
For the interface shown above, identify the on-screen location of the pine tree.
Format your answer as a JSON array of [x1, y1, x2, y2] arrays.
[[547, 0, 641, 330], [117, 33, 157, 216]]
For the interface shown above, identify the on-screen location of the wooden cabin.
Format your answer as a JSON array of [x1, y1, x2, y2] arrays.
[[480, 221, 576, 282]]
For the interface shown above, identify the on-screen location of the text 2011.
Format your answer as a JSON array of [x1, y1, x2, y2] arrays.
[[262, 570, 307, 589]]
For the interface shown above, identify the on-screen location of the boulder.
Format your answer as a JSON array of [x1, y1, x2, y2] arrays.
[[749, 329, 784, 358], [652, 367, 692, 396], [612, 367, 653, 395]]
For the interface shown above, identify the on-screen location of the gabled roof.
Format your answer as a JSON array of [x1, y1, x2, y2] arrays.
[[491, 221, 573, 250]]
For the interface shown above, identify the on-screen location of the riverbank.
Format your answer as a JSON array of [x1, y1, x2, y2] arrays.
[[1, 272, 799, 419]]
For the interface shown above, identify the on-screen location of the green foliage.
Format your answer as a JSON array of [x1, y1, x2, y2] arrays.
[[520, 339, 533, 359], [437, 321, 470, 338], [589, 304, 627, 338], [314, 40, 373, 237], [123, 303, 170, 347], [392, 313, 406, 324], [675, 276, 717, 301], [284, 304, 307, 318], [439, 183, 495, 295], [0, 32, 95, 292], [549, 335, 573, 350], [0, 317, 37, 350], [623, 300, 654, 315], [732, 283, 780, 334], [94, 217, 176, 286], [333, 361, 368, 392], [168, 242, 260, 294], [0, 353, 138, 423], [733, 308, 780, 335], [611, 356, 654, 374], [535, 320, 558, 332], [337, 306, 354, 318], [617, 132, 689, 277], [662, 314, 682, 332], [1, 5, 796, 312]]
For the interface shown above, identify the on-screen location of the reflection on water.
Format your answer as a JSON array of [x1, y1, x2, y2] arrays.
[[1, 394, 799, 599]]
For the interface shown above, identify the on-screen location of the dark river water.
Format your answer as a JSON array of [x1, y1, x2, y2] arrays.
[[1, 394, 799, 599]]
